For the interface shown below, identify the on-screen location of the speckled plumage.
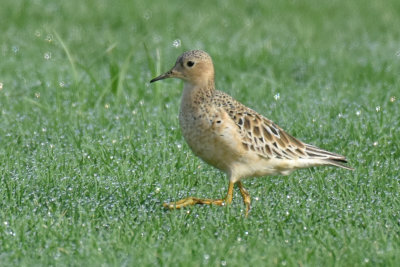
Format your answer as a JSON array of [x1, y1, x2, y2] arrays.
[[150, 50, 353, 216]]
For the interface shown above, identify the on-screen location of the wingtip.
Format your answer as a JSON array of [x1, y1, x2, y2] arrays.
[[326, 159, 354, 171]]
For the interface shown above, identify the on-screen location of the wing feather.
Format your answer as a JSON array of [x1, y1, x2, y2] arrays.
[[213, 90, 353, 170]]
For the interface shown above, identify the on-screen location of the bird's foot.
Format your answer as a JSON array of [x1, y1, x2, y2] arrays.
[[237, 181, 251, 217], [163, 197, 226, 209]]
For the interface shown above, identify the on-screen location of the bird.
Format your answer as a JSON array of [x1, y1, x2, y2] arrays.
[[150, 50, 353, 216]]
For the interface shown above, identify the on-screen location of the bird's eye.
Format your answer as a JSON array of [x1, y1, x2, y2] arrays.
[[186, 61, 195, 67]]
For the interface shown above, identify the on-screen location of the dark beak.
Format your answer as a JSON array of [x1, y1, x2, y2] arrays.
[[150, 70, 173, 83]]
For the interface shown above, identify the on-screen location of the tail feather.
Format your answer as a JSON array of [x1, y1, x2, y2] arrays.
[[305, 144, 354, 171]]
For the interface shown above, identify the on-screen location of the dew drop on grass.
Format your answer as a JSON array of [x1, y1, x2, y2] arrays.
[[44, 52, 51, 60], [45, 34, 53, 42], [12, 46, 19, 54], [172, 39, 181, 48], [143, 11, 152, 20]]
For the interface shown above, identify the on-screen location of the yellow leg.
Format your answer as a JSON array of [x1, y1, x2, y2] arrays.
[[163, 181, 234, 209], [237, 181, 251, 217]]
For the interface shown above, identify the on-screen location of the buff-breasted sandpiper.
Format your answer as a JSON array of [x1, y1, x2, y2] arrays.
[[150, 50, 353, 216]]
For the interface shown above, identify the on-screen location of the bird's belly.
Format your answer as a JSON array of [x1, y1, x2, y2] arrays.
[[179, 113, 241, 172]]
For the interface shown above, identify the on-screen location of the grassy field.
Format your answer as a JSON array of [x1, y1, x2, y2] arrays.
[[1, 0, 400, 266]]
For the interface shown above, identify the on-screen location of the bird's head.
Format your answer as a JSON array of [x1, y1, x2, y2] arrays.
[[150, 50, 215, 87]]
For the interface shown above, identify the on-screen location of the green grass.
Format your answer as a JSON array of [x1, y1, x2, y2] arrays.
[[1, 0, 400, 266]]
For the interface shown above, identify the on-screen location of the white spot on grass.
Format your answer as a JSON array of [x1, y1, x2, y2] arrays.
[[356, 110, 361, 116], [375, 106, 381, 112], [373, 141, 378, 146], [59, 81, 65, 87], [35, 92, 40, 98], [44, 52, 51, 60], [390, 96, 396, 102], [12, 46, 19, 54], [172, 39, 181, 48], [104, 104, 110, 109], [274, 93, 280, 100], [0, 82, 3, 90]]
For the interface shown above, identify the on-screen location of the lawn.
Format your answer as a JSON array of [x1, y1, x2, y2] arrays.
[[0, 0, 399, 266]]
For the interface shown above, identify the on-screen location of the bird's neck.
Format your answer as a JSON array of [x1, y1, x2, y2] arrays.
[[181, 79, 215, 110]]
